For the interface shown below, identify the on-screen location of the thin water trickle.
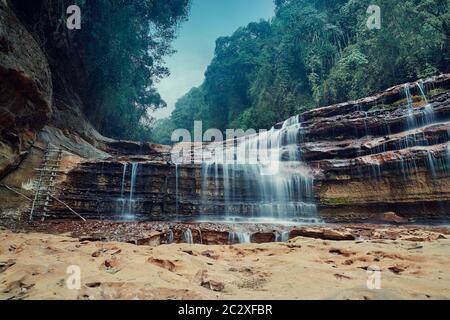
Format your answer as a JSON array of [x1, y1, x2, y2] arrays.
[[404, 84, 417, 129], [167, 229, 174, 244], [275, 231, 290, 242], [120, 163, 127, 198], [128, 163, 140, 215], [118, 163, 128, 214], [183, 229, 194, 244], [229, 232, 251, 244], [116, 162, 140, 218], [418, 80, 435, 125], [447, 128, 450, 171]]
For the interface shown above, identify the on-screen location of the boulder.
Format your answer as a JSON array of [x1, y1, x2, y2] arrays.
[[370, 212, 408, 224]]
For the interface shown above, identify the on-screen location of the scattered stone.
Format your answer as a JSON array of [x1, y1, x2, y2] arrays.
[[104, 258, 121, 273], [388, 265, 407, 274], [323, 229, 355, 241], [329, 248, 354, 257], [91, 250, 102, 258], [334, 273, 352, 280], [136, 232, 161, 247], [251, 232, 275, 244], [182, 249, 196, 256], [148, 258, 176, 272], [290, 228, 323, 239], [370, 212, 408, 224], [196, 270, 225, 292], [202, 279, 225, 292], [201, 250, 219, 260], [290, 227, 355, 241], [0, 259, 16, 273], [85, 282, 102, 288]]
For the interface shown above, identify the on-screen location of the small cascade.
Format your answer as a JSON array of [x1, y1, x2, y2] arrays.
[[404, 84, 417, 129], [116, 162, 140, 218], [198, 228, 203, 244], [117, 163, 128, 214], [167, 229, 174, 244], [228, 232, 251, 244], [275, 231, 289, 243], [120, 163, 127, 198], [404, 81, 437, 130], [418, 80, 435, 125], [183, 229, 193, 244], [128, 163, 140, 215], [201, 115, 317, 221], [427, 152, 437, 178]]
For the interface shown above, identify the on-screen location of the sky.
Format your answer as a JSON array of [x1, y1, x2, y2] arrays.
[[152, 0, 275, 119]]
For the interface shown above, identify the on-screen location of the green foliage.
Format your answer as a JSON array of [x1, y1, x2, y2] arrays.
[[69, 0, 191, 140], [152, 0, 449, 144]]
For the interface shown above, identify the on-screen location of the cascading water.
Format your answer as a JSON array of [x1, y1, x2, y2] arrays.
[[183, 229, 193, 244], [447, 129, 450, 171], [167, 229, 174, 244], [128, 163, 140, 215], [367, 81, 443, 179], [228, 232, 251, 244], [201, 115, 317, 222], [118, 163, 128, 214], [275, 231, 289, 243], [175, 164, 180, 217], [116, 162, 140, 219], [418, 80, 435, 124], [404, 81, 436, 130], [404, 84, 417, 129]]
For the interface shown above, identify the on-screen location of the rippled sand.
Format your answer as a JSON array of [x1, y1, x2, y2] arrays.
[[1, 228, 449, 300]]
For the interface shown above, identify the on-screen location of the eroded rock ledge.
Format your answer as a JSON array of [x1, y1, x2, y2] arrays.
[[40, 75, 450, 222]]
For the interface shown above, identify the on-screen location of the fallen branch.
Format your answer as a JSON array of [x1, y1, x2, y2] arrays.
[[49, 195, 86, 222], [0, 184, 32, 201]]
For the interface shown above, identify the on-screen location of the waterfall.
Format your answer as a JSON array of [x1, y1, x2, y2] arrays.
[[404, 84, 417, 129], [116, 162, 140, 218], [167, 229, 174, 244], [275, 231, 290, 242], [120, 163, 127, 198], [228, 232, 251, 244], [183, 229, 193, 244], [404, 81, 436, 130], [128, 163, 140, 215], [427, 152, 437, 178], [201, 115, 317, 221], [118, 163, 128, 214], [418, 80, 435, 124]]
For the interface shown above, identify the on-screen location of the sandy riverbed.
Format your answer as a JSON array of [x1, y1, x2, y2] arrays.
[[0, 227, 449, 300], [0, 226, 450, 299]]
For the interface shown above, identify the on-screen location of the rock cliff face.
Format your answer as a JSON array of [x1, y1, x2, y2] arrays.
[[0, 0, 52, 179], [1, 0, 449, 222], [46, 75, 450, 222], [306, 76, 450, 221]]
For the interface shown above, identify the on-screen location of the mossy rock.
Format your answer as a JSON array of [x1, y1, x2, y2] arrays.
[[321, 197, 353, 206]]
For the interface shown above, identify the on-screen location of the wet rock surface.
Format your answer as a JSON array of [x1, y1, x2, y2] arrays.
[[31, 75, 450, 222], [0, 219, 448, 246]]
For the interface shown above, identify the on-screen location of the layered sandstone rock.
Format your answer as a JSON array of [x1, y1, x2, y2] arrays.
[[0, 1, 52, 179], [45, 75, 450, 222], [1, 0, 449, 223]]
